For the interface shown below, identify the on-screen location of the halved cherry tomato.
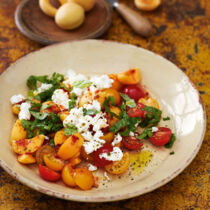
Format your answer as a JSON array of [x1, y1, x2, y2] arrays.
[[149, 127, 172, 146], [122, 136, 143, 150], [127, 103, 145, 118], [38, 164, 61, 182], [94, 144, 113, 167], [105, 152, 130, 175], [121, 85, 146, 101]]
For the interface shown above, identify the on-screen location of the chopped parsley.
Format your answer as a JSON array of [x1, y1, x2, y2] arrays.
[[170, 151, 175, 155], [120, 93, 136, 108], [165, 133, 176, 148], [163, 116, 170, 121], [64, 125, 78, 136]]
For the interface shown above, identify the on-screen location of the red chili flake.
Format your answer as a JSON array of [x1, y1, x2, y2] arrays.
[[55, 144, 62, 151], [101, 127, 109, 134], [95, 90, 100, 94], [16, 139, 28, 147], [25, 152, 33, 155], [89, 125, 93, 131], [72, 135, 79, 143], [130, 69, 135, 74], [61, 88, 68, 93]]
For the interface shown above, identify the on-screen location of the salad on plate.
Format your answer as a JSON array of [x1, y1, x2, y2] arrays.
[[10, 68, 176, 190]]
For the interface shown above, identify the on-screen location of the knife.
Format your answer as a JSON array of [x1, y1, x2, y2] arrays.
[[107, 0, 153, 37]]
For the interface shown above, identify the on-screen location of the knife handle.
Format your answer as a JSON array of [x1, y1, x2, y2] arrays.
[[116, 3, 153, 37]]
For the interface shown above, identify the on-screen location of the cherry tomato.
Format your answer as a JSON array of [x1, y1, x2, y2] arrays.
[[149, 127, 172, 146], [94, 144, 113, 167], [127, 103, 145, 118], [38, 164, 61, 182], [122, 136, 143, 150], [121, 85, 145, 101]]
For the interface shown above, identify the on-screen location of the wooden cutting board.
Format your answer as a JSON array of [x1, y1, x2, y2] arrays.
[[15, 0, 112, 45]]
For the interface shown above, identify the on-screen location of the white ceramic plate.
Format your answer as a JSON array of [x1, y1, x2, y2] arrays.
[[0, 40, 206, 202]]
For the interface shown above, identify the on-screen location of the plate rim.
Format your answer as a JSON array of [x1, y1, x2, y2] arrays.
[[14, 0, 113, 45], [0, 40, 206, 202]]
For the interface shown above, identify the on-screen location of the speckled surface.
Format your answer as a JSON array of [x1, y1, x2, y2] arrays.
[[0, 0, 209, 209]]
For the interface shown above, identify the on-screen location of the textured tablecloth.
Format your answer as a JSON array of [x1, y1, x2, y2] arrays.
[[0, 0, 209, 209]]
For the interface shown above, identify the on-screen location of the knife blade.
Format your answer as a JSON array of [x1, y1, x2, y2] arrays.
[[107, 0, 153, 37]]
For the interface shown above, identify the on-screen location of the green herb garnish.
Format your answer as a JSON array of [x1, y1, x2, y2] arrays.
[[27, 90, 34, 100], [41, 103, 52, 111], [170, 151, 175, 155], [49, 139, 55, 148], [140, 106, 162, 127], [21, 113, 63, 138], [83, 108, 100, 116], [165, 133, 176, 148], [72, 80, 92, 89], [163, 117, 170, 121], [120, 93, 136, 108], [64, 125, 78, 136], [30, 111, 48, 120], [69, 92, 76, 111], [50, 73, 64, 85], [27, 75, 49, 90], [34, 84, 59, 102], [103, 96, 119, 118], [137, 128, 153, 139], [109, 109, 141, 136]]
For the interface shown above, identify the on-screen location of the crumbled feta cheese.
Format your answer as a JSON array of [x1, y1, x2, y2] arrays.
[[37, 83, 53, 93], [129, 132, 135, 136], [90, 75, 113, 90], [18, 102, 31, 120], [10, 94, 25, 105], [152, 127, 158, 132], [84, 100, 101, 111], [112, 134, 122, 146], [63, 105, 108, 154], [72, 87, 83, 97], [52, 89, 69, 110], [45, 136, 49, 140], [87, 164, 97, 171], [63, 70, 88, 86], [104, 171, 110, 181], [88, 85, 99, 100], [99, 147, 123, 161]]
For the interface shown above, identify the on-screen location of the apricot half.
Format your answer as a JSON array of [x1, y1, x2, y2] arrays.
[[57, 133, 84, 160], [11, 135, 45, 155], [10, 119, 27, 144], [134, 0, 161, 11], [74, 168, 94, 190], [117, 68, 141, 85], [18, 154, 36, 164]]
